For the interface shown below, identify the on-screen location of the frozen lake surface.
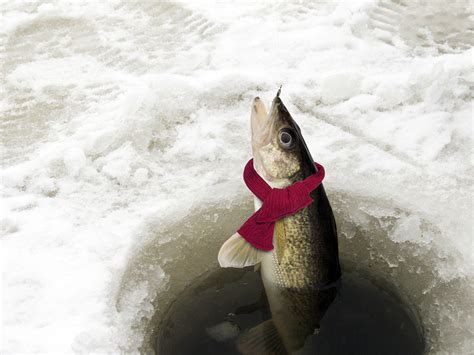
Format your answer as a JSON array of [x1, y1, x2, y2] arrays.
[[1, 1, 473, 353]]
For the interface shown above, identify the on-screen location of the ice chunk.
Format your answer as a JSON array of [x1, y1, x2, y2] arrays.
[[320, 72, 362, 104], [206, 321, 240, 342], [63, 147, 87, 177], [0, 218, 19, 235], [389, 215, 426, 244]]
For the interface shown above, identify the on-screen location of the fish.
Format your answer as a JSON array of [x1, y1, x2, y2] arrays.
[[218, 89, 341, 354]]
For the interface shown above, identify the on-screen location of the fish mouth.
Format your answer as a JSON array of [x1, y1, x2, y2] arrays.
[[251, 89, 317, 177], [251, 89, 288, 142]]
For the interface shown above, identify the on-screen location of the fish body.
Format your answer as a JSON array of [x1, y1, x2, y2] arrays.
[[258, 181, 340, 352], [218, 92, 340, 354]]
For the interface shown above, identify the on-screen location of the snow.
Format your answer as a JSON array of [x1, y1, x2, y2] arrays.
[[1, 0, 473, 354], [320, 71, 363, 104]]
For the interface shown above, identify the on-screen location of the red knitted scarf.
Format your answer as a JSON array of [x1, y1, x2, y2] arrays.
[[237, 159, 325, 251]]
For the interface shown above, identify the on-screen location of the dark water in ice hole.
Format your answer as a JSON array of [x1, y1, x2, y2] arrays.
[[156, 267, 424, 355]]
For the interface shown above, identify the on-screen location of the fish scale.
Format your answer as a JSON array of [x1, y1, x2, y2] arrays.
[[274, 211, 317, 289], [269, 167, 337, 289]]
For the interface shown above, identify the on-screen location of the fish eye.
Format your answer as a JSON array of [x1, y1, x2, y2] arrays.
[[278, 128, 296, 149]]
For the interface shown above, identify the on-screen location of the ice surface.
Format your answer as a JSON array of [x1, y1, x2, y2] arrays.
[[1, 0, 473, 354]]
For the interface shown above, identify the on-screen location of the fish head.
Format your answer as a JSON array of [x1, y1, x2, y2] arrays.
[[250, 91, 315, 183]]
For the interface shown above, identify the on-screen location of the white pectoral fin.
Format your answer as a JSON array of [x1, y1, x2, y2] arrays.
[[218, 233, 265, 268]]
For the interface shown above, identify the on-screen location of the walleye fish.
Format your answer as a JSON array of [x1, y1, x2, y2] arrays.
[[218, 90, 341, 354]]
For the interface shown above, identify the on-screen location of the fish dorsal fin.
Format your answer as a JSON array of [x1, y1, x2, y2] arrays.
[[218, 233, 266, 268], [237, 319, 286, 355]]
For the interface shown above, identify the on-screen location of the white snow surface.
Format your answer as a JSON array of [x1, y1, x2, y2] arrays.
[[1, 0, 473, 354]]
